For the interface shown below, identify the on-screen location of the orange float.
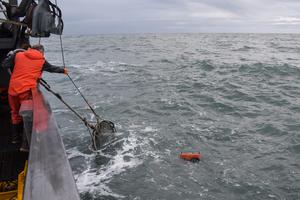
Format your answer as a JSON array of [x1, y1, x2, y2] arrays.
[[180, 152, 202, 162]]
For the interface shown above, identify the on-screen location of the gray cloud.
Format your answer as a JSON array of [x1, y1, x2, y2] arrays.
[[57, 0, 300, 34]]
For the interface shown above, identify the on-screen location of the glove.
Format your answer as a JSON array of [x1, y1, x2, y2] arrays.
[[64, 68, 68, 75]]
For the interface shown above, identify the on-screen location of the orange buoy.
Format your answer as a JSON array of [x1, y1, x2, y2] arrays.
[[180, 152, 202, 162]]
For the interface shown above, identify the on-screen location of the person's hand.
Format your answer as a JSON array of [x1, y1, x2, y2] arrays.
[[64, 67, 68, 75]]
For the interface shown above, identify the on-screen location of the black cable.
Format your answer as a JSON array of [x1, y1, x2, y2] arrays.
[[53, 0, 101, 121], [40, 79, 99, 150], [61, 27, 99, 118], [40, 79, 95, 130], [60, 33, 101, 120], [67, 73, 101, 119]]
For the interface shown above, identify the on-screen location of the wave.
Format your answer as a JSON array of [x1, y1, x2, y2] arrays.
[[232, 45, 257, 52], [74, 132, 143, 199]]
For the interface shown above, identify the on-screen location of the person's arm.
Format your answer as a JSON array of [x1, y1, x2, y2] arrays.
[[2, 53, 15, 74], [42, 60, 65, 73]]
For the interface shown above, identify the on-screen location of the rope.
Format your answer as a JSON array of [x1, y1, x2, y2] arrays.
[[59, 35, 101, 120], [68, 75, 101, 119], [50, 0, 116, 150], [40, 79, 100, 150], [87, 125, 97, 150], [53, 0, 101, 120], [40, 79, 94, 130]]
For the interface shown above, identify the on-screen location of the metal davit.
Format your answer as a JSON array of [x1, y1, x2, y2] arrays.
[[23, 88, 79, 200]]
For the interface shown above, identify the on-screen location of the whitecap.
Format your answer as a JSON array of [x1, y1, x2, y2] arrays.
[[74, 132, 143, 198], [141, 126, 158, 133]]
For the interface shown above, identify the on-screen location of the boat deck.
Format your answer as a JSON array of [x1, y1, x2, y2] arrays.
[[0, 102, 28, 182]]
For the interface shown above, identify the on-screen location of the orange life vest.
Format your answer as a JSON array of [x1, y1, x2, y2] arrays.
[[8, 49, 45, 96]]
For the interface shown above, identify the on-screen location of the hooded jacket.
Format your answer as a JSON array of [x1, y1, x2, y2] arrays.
[[8, 48, 64, 96]]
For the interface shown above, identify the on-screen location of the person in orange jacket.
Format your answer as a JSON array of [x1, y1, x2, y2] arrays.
[[2, 44, 68, 150]]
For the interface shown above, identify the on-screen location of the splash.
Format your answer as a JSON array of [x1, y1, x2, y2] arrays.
[[73, 132, 143, 198]]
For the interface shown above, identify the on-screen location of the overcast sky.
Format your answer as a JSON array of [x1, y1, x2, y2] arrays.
[[57, 0, 300, 34]]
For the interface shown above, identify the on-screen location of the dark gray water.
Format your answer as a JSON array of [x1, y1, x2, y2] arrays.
[[40, 33, 300, 200]]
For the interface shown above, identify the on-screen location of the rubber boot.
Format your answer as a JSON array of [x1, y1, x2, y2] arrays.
[[11, 124, 22, 144], [20, 132, 29, 152]]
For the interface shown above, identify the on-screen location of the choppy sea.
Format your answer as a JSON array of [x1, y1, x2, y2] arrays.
[[39, 33, 300, 200]]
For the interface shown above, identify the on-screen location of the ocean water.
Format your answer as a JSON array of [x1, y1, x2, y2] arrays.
[[39, 33, 300, 200]]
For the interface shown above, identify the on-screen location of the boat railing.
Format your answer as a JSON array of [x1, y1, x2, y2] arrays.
[[23, 88, 80, 200]]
